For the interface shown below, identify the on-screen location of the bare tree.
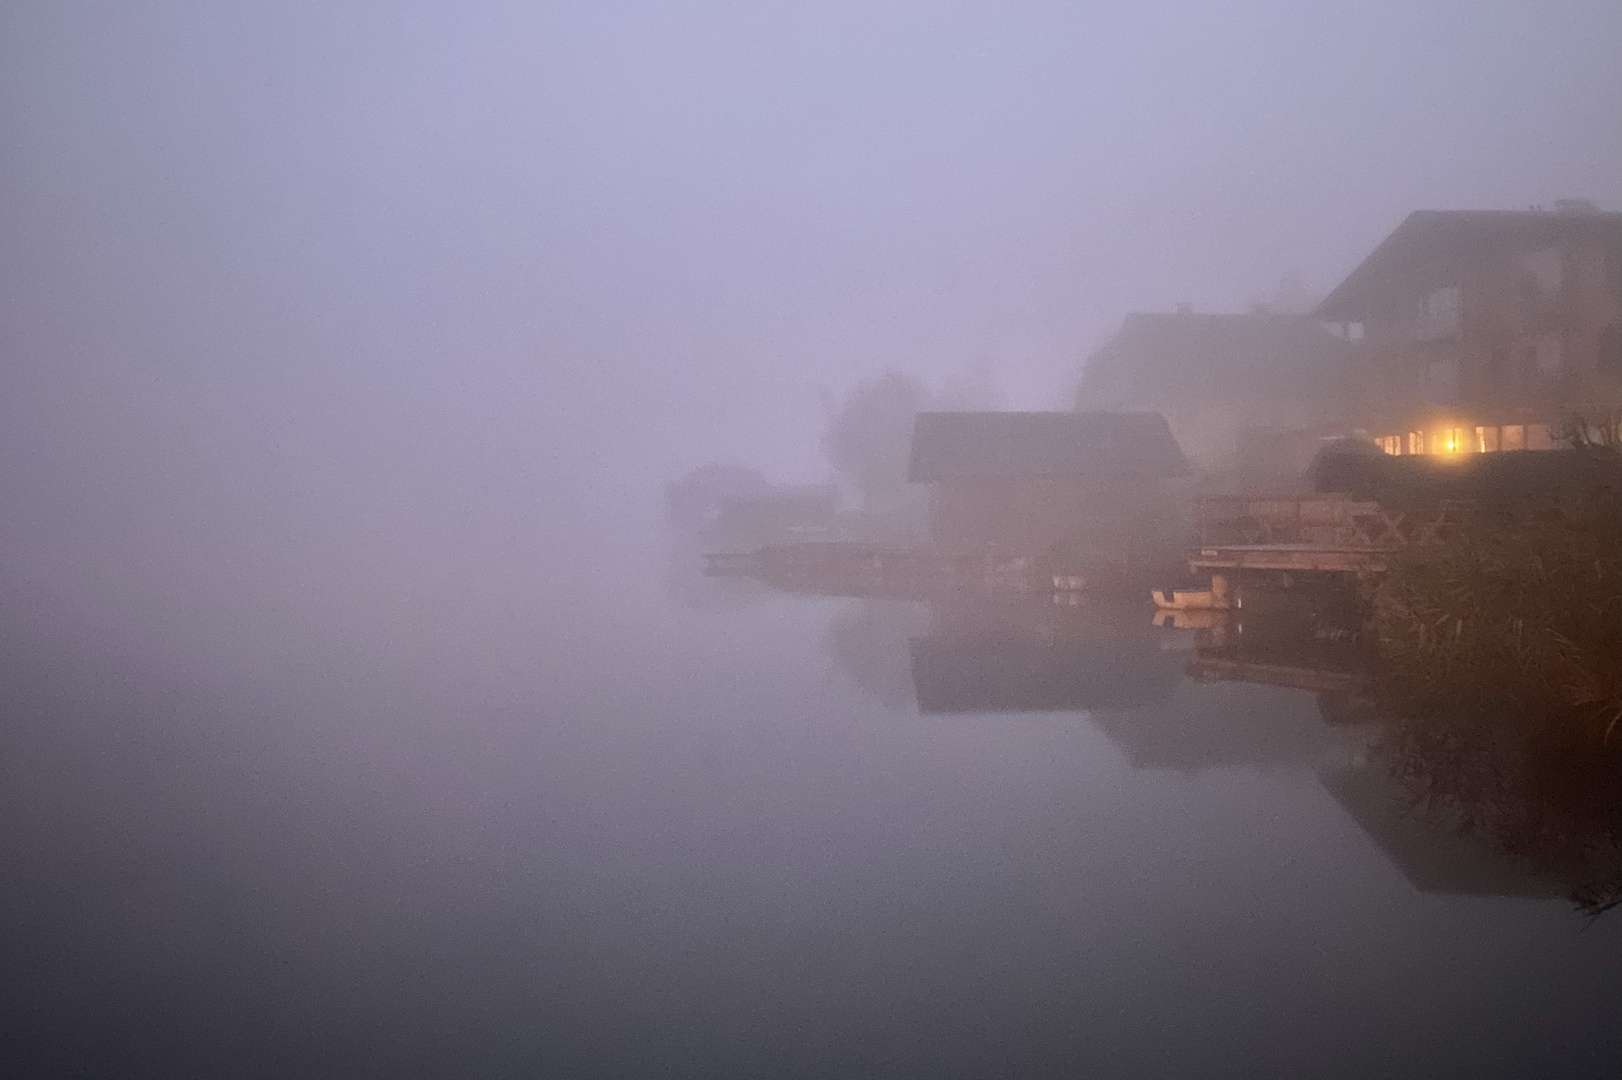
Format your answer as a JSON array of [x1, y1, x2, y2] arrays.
[[819, 370, 932, 512]]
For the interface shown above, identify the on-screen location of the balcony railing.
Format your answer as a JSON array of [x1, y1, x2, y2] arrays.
[[1197, 494, 1471, 549]]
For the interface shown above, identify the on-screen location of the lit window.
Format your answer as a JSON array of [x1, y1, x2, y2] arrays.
[[1408, 431, 1423, 454], [1476, 426, 1500, 453], [1501, 424, 1525, 451], [1428, 428, 1465, 454], [1381, 435, 1402, 455]]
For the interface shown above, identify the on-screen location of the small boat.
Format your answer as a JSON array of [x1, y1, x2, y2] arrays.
[[1152, 587, 1220, 610]]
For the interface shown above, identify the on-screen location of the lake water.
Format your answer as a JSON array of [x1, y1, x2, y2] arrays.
[[3, 564, 1619, 1079]]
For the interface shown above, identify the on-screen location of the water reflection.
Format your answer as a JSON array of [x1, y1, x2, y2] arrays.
[[6, 571, 1618, 1074], [1179, 587, 1373, 695], [909, 598, 1180, 715], [1319, 760, 1566, 898], [820, 592, 1593, 901]]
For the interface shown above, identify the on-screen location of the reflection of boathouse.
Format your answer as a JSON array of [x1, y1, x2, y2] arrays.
[[908, 600, 1181, 714]]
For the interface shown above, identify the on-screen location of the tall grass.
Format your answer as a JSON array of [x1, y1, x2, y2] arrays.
[[1371, 493, 1621, 748], [1368, 479, 1622, 911]]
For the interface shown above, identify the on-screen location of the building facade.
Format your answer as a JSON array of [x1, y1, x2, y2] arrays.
[[1315, 203, 1622, 456], [906, 411, 1191, 557], [1077, 309, 1352, 483]]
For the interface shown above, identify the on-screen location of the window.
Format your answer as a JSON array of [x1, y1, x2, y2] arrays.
[[1501, 424, 1525, 451], [1527, 423, 1554, 451], [1476, 426, 1500, 453], [1380, 435, 1402, 455], [1430, 427, 1465, 454], [1418, 285, 1462, 340], [1408, 431, 1423, 455]]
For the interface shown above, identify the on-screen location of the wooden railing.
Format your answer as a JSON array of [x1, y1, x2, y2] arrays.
[[1196, 493, 1471, 549]]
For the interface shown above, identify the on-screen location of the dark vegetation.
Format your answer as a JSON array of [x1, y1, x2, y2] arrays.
[[1365, 451, 1622, 911], [1372, 493, 1621, 741], [1313, 441, 1620, 514]]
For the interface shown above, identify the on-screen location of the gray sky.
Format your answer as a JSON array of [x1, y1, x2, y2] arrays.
[[2, 0, 1618, 660]]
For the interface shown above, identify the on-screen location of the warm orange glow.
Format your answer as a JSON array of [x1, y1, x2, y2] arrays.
[[1476, 425, 1500, 453], [1424, 426, 1467, 455]]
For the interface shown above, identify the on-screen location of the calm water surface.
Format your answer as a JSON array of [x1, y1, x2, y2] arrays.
[[2, 567, 1619, 1078]]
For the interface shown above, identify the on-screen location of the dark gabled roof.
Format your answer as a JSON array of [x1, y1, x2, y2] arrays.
[[1316, 207, 1622, 320], [907, 411, 1189, 482], [1077, 311, 1347, 407]]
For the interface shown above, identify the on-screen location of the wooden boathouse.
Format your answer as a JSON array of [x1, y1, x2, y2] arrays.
[[907, 411, 1191, 557]]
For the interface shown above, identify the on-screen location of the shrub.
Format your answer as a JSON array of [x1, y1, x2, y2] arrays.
[[1370, 494, 1621, 748]]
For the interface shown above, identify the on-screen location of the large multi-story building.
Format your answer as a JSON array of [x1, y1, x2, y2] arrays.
[[1315, 202, 1622, 455], [1076, 309, 1350, 481]]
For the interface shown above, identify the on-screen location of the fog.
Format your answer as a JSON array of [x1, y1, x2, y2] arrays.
[[2, 4, 1620, 1073], [7, 2, 1617, 573]]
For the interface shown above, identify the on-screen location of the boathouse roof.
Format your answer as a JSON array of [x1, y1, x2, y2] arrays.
[[907, 411, 1190, 482]]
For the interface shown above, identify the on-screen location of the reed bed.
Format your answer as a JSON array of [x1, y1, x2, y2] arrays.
[[1371, 494, 1621, 747], [1368, 486, 1622, 912]]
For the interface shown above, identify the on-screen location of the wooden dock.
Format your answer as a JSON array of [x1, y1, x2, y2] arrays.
[[1187, 493, 1469, 581], [704, 542, 1041, 599], [1189, 543, 1391, 575]]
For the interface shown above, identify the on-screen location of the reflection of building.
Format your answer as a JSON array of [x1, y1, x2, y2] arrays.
[[1318, 762, 1564, 898], [906, 411, 1190, 557], [1317, 204, 1622, 455], [1086, 680, 1367, 773], [1076, 310, 1351, 480]]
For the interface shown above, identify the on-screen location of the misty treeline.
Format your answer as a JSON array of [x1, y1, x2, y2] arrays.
[[668, 365, 1003, 526], [818, 365, 1003, 511]]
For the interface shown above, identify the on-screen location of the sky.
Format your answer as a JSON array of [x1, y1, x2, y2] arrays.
[[1, 0, 1618, 662]]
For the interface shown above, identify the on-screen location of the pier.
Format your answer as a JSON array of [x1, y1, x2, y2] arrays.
[[704, 542, 1040, 599], [1186, 493, 1469, 590]]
